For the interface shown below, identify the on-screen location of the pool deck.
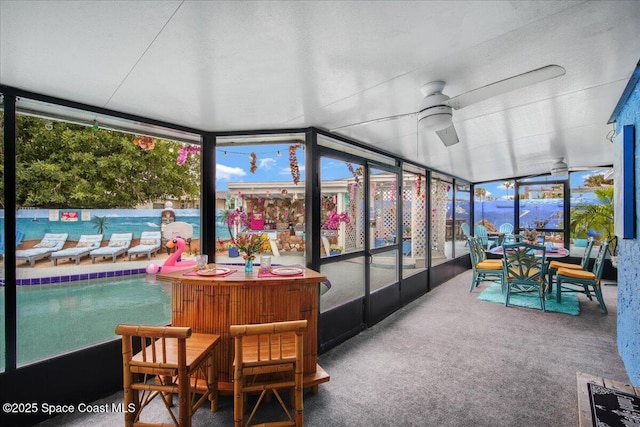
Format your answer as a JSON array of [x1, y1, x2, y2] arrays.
[[5, 253, 306, 285]]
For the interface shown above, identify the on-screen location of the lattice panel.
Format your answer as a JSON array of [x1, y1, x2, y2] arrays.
[[370, 180, 397, 243], [344, 183, 364, 251], [431, 180, 449, 256], [403, 175, 426, 258]]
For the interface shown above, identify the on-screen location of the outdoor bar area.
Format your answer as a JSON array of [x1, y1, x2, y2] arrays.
[[2, 2, 640, 427]]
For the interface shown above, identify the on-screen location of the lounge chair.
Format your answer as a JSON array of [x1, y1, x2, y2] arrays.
[[90, 233, 133, 263], [50, 234, 103, 266], [16, 233, 68, 267], [127, 231, 162, 261], [0, 228, 26, 258]]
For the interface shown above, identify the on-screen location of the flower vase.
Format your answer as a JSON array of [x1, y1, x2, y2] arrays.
[[244, 258, 254, 273]]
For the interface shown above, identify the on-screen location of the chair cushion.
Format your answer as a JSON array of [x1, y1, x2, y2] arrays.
[[557, 268, 595, 280], [477, 261, 502, 270], [34, 241, 57, 248], [549, 260, 582, 270]]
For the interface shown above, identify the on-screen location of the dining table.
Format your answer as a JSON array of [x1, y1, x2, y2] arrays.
[[157, 264, 330, 393], [488, 245, 570, 259], [488, 245, 570, 292]]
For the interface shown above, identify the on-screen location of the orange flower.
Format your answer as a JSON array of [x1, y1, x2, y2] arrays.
[[233, 233, 269, 259]]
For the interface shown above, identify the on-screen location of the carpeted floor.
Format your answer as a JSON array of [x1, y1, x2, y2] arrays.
[[36, 270, 626, 427], [478, 281, 580, 315]]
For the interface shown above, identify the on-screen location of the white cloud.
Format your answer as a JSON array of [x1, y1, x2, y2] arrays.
[[216, 164, 246, 181], [259, 158, 276, 170]]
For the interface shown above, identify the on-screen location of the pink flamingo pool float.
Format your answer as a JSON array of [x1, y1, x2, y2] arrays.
[[159, 237, 197, 273]]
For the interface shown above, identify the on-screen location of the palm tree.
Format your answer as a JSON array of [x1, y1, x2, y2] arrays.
[[503, 180, 513, 200], [475, 187, 487, 222], [584, 173, 613, 187], [570, 187, 616, 256], [216, 209, 234, 239], [91, 215, 109, 235]]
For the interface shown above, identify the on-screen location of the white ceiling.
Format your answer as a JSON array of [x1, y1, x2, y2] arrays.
[[1, 0, 638, 183]]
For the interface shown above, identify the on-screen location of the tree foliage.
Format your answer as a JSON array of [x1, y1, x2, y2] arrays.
[[570, 187, 616, 254], [0, 114, 201, 208]]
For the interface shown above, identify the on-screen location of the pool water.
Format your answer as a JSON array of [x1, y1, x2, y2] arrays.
[[0, 275, 172, 367]]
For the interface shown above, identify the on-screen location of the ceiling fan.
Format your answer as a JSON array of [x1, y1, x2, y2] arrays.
[[549, 157, 612, 177], [332, 65, 566, 147], [550, 157, 569, 176]]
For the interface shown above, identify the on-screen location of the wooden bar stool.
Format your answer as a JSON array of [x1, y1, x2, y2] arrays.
[[115, 324, 220, 427], [230, 320, 307, 427]]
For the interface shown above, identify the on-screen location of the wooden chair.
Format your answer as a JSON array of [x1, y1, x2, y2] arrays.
[[556, 242, 609, 314], [115, 324, 220, 427], [503, 242, 547, 311], [230, 320, 308, 427], [468, 237, 504, 293]]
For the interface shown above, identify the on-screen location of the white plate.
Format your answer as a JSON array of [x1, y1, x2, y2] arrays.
[[197, 267, 231, 276], [271, 267, 303, 276]]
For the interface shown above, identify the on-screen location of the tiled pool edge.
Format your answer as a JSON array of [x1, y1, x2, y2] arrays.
[[1, 268, 147, 286]]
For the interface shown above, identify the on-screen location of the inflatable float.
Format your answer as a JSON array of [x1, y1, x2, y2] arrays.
[[158, 237, 197, 273]]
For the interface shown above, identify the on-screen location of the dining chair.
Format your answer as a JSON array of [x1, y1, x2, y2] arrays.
[[115, 324, 220, 427], [461, 223, 471, 246], [502, 242, 547, 311], [556, 242, 609, 314], [474, 224, 494, 249], [469, 237, 504, 293], [230, 320, 307, 427], [503, 234, 524, 244], [498, 223, 514, 235], [547, 238, 594, 288]]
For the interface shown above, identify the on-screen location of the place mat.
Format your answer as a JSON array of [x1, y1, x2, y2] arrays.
[[183, 268, 237, 277], [258, 266, 304, 278], [589, 382, 640, 426]]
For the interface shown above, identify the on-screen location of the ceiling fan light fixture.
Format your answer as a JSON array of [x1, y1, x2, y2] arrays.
[[417, 105, 452, 131]]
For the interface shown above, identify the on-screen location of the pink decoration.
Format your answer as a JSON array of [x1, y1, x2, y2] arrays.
[[228, 208, 250, 230], [289, 144, 302, 184], [160, 237, 197, 273], [176, 146, 201, 165], [390, 180, 396, 202], [323, 211, 350, 230], [146, 263, 160, 275]]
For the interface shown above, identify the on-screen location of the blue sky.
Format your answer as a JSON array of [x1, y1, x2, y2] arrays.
[[476, 169, 611, 200], [212, 144, 610, 197], [214, 144, 307, 191], [214, 144, 359, 190]]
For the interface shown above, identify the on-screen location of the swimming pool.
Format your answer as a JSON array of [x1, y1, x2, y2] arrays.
[[0, 275, 172, 367]]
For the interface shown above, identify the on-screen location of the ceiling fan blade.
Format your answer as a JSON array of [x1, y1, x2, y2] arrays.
[[330, 112, 417, 131], [436, 124, 459, 146], [445, 65, 566, 110]]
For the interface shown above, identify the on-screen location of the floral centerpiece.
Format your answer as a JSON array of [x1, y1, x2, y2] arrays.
[[233, 233, 269, 272]]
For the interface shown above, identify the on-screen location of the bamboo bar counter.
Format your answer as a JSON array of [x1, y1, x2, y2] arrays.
[[157, 265, 330, 393]]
